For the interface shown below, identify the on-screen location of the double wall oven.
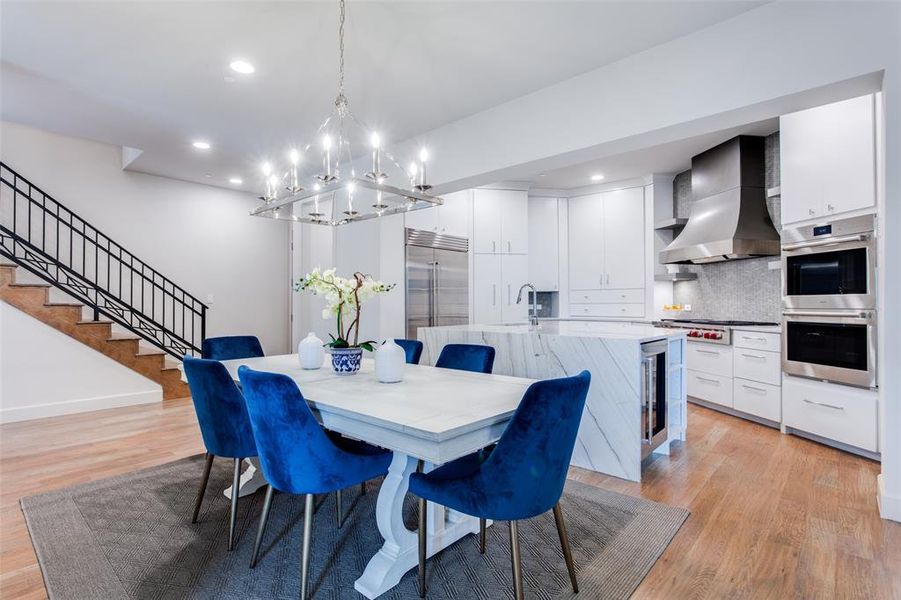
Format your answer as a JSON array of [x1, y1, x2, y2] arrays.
[[781, 215, 877, 388]]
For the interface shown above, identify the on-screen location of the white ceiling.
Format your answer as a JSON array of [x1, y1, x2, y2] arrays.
[[1, 1, 765, 192], [528, 118, 779, 189]]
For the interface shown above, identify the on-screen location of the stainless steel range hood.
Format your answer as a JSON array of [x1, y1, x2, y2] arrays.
[[660, 136, 780, 264]]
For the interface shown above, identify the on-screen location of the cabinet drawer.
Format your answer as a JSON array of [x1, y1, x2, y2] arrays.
[[733, 379, 781, 421], [571, 289, 643, 304], [733, 330, 781, 353], [782, 376, 877, 452], [733, 349, 781, 386], [688, 370, 732, 407], [569, 303, 644, 318], [686, 343, 733, 377]]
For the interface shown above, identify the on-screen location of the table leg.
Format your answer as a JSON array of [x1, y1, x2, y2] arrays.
[[354, 452, 484, 599], [222, 458, 268, 499]]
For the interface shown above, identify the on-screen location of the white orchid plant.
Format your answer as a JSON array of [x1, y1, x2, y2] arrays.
[[294, 268, 395, 351]]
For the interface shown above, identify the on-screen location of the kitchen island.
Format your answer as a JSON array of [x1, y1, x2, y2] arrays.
[[418, 320, 687, 482]]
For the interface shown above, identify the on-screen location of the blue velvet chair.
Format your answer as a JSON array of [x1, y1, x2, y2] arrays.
[[183, 356, 259, 551], [435, 343, 495, 374], [410, 370, 591, 599], [394, 338, 424, 365], [237, 366, 392, 597], [202, 335, 265, 361]]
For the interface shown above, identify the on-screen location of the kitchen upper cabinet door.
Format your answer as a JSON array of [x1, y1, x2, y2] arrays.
[[473, 253, 502, 324], [602, 187, 645, 289], [437, 191, 471, 238], [501, 254, 530, 322], [528, 197, 559, 291], [405, 205, 438, 232], [568, 194, 605, 290], [821, 95, 876, 216], [780, 109, 825, 224], [499, 190, 529, 254], [472, 189, 503, 253]]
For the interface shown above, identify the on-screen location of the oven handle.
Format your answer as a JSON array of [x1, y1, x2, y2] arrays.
[[781, 233, 870, 252], [783, 310, 873, 319]]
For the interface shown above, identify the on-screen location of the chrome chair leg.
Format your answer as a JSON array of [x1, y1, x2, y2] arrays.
[[553, 503, 579, 593], [228, 458, 241, 551], [479, 518, 486, 554], [250, 485, 275, 568], [509, 521, 524, 600], [418, 498, 427, 598], [191, 453, 214, 524], [301, 493, 314, 600], [336, 489, 343, 528]]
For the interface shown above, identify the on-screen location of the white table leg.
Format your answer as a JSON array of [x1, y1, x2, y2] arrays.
[[221, 458, 269, 499], [354, 452, 483, 599]]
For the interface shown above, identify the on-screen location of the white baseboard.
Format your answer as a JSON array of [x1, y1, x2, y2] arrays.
[[878, 474, 901, 523], [0, 390, 161, 424]]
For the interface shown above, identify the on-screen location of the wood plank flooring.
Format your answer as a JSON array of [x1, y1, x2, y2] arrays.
[[1, 400, 899, 599]]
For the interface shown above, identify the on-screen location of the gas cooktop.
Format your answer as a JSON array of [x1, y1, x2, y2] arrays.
[[660, 319, 779, 327], [655, 319, 778, 345]]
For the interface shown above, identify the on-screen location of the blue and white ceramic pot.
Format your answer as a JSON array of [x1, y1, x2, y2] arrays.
[[330, 347, 363, 375]]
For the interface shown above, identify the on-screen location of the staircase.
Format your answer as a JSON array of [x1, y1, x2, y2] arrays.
[[0, 162, 207, 400]]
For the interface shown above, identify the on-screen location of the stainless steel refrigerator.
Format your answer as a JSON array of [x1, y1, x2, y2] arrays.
[[405, 228, 469, 339]]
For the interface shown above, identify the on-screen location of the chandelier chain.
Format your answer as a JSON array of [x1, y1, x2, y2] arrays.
[[337, 0, 346, 101]]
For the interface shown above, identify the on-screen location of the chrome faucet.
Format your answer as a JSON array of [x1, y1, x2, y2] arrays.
[[515, 283, 540, 327]]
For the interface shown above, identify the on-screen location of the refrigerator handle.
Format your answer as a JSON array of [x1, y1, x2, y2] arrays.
[[433, 261, 441, 323], [492, 284, 496, 306]]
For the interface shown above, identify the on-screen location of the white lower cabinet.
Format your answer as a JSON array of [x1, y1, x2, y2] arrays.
[[686, 344, 733, 378], [473, 253, 528, 324], [569, 303, 644, 318], [782, 375, 878, 453], [733, 348, 781, 386], [688, 370, 732, 408], [733, 379, 781, 422], [500, 254, 529, 323]]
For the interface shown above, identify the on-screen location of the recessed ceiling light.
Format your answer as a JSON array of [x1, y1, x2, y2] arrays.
[[204, 173, 213, 178], [229, 177, 243, 185], [538, 173, 546, 177], [591, 174, 605, 181], [229, 60, 255, 74], [192, 141, 211, 150]]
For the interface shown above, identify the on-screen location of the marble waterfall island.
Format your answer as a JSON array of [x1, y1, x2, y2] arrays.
[[419, 321, 687, 482]]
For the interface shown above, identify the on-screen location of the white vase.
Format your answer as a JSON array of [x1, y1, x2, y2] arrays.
[[298, 332, 325, 369], [375, 339, 405, 383]]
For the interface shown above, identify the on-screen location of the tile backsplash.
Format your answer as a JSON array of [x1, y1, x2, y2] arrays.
[[671, 131, 782, 323]]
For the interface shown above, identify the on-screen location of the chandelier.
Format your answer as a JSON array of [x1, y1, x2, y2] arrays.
[[249, 0, 442, 226]]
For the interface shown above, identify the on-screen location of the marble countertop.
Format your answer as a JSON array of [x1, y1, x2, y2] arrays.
[[428, 320, 686, 342]]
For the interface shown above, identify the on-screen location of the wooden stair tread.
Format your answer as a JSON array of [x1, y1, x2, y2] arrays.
[[77, 319, 113, 325], [8, 282, 51, 288], [107, 332, 140, 341], [136, 348, 166, 357], [43, 301, 84, 307]]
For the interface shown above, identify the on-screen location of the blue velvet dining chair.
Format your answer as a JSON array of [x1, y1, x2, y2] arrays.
[[237, 366, 392, 597], [183, 355, 259, 551], [435, 343, 495, 374], [409, 370, 591, 600], [202, 335, 265, 361], [394, 338, 424, 365]]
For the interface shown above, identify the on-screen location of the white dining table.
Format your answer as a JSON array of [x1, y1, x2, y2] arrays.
[[204, 354, 535, 599]]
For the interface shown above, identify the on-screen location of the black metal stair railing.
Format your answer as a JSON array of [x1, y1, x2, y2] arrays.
[[0, 161, 207, 359]]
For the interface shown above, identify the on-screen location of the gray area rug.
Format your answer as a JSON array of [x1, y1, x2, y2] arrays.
[[22, 455, 688, 599]]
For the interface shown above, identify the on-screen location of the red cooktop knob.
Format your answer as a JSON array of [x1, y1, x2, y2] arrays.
[[703, 332, 712, 339], [713, 332, 723, 339]]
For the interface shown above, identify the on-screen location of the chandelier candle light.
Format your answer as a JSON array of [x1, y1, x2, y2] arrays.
[[250, 0, 443, 226]]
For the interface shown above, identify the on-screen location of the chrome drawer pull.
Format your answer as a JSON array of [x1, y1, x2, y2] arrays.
[[696, 376, 720, 385], [741, 353, 766, 360], [741, 336, 767, 342], [802, 398, 844, 411], [695, 349, 720, 355], [742, 384, 767, 393]]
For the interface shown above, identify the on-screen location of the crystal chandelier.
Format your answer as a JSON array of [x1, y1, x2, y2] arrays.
[[250, 0, 442, 226]]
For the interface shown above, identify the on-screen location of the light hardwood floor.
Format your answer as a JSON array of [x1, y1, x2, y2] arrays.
[[1, 400, 899, 599]]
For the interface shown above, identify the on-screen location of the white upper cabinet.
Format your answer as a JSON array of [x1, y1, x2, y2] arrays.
[[568, 187, 645, 291], [473, 253, 502, 324], [528, 197, 559, 291], [780, 94, 876, 225], [404, 191, 471, 238], [603, 187, 645, 289], [568, 194, 605, 290], [501, 254, 530, 322], [473, 189, 528, 254]]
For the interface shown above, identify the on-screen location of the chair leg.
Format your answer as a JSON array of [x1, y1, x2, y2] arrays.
[[360, 481, 367, 496], [301, 493, 314, 600], [418, 498, 427, 598], [336, 489, 343, 528], [479, 518, 486, 554], [191, 453, 214, 524], [509, 521, 524, 600], [228, 458, 242, 551], [553, 503, 579, 593], [250, 485, 275, 569]]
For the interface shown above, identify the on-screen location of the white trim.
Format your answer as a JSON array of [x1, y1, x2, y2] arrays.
[[878, 474, 901, 522], [0, 390, 160, 424]]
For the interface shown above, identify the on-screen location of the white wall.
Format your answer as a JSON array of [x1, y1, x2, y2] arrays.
[[0, 303, 161, 422], [0, 121, 290, 354]]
